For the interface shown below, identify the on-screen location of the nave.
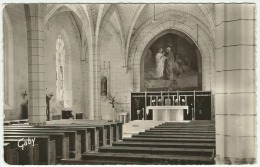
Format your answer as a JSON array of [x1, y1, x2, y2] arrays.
[[4, 119, 215, 165], [2, 3, 256, 165]]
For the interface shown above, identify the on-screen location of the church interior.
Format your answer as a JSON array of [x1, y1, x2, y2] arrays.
[[2, 3, 256, 165]]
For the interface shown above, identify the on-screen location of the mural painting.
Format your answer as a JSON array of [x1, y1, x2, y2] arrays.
[[143, 33, 201, 91]]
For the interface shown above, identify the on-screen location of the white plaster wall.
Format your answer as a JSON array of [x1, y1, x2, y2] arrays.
[[44, 12, 83, 117], [214, 4, 256, 164], [99, 30, 132, 120], [3, 4, 28, 120]]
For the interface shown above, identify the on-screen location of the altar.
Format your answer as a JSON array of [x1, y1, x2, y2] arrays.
[[146, 106, 189, 121], [131, 91, 212, 121]]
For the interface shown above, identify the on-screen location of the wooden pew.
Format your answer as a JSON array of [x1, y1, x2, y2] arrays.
[[47, 119, 123, 141], [4, 127, 78, 159], [85, 121, 123, 141], [6, 119, 122, 162], [8, 119, 28, 125], [4, 139, 39, 165], [5, 125, 94, 154], [43, 125, 93, 154], [5, 125, 92, 153], [43, 124, 106, 149], [21, 125, 100, 151], [4, 136, 56, 165], [4, 130, 69, 160], [4, 142, 19, 164], [4, 121, 10, 126], [4, 119, 28, 126], [84, 120, 123, 140]]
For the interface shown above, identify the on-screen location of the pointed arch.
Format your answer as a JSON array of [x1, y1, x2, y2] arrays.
[[125, 4, 146, 67], [128, 20, 215, 92], [98, 4, 125, 64], [140, 30, 202, 91], [197, 4, 215, 41], [44, 4, 94, 57], [3, 8, 14, 109], [95, 4, 105, 39]]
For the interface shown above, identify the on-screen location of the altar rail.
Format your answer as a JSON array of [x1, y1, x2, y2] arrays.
[[131, 91, 212, 121]]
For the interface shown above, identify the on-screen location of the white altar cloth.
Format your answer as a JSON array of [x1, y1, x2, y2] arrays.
[[146, 106, 189, 121]]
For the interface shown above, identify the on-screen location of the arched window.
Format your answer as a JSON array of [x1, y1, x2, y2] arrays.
[[56, 34, 65, 102]]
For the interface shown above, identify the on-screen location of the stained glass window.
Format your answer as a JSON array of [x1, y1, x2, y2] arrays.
[[56, 34, 65, 101]]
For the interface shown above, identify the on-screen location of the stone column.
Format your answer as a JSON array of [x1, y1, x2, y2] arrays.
[[88, 43, 95, 120], [25, 4, 46, 125], [215, 4, 256, 164], [85, 41, 100, 120], [94, 41, 101, 120]]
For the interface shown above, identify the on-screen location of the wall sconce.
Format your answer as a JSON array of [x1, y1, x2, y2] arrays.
[[22, 91, 27, 99]]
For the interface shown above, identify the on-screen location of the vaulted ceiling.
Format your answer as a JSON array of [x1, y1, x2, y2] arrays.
[[43, 3, 216, 63], [95, 4, 215, 42], [44, 3, 215, 39]]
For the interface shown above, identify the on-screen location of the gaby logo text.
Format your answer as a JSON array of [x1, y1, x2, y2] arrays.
[[17, 137, 36, 150]]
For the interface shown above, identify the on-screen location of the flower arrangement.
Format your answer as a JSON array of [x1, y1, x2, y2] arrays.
[[108, 96, 117, 108]]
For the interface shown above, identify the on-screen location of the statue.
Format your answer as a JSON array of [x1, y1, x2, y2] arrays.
[[46, 92, 54, 121], [21, 91, 28, 119], [101, 76, 107, 96]]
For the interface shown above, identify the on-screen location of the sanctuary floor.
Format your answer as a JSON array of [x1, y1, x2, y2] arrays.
[[123, 120, 190, 138]]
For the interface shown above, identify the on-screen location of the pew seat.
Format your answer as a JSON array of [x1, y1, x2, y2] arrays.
[[4, 135, 55, 165], [4, 130, 69, 160], [4, 142, 19, 164]]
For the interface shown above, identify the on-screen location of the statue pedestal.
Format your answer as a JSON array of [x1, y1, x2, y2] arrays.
[[110, 107, 115, 121], [118, 112, 128, 124]]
